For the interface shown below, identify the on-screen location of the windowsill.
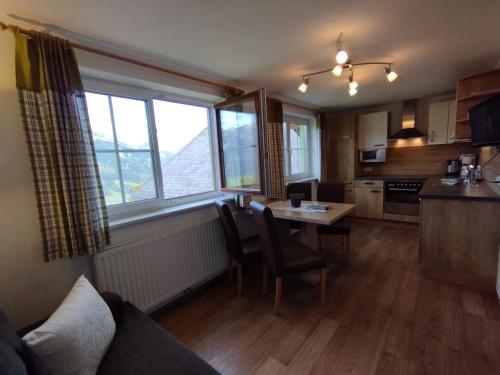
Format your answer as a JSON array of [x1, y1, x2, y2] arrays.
[[109, 194, 234, 230]]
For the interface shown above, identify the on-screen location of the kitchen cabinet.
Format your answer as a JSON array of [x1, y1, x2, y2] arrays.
[[354, 180, 383, 219], [428, 100, 457, 145], [325, 113, 356, 199], [358, 111, 388, 150]]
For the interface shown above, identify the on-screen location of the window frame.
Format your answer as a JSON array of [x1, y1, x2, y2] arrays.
[[83, 78, 223, 220], [214, 89, 267, 195], [283, 113, 313, 182]]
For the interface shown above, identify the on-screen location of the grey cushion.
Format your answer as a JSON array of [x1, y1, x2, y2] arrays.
[[97, 302, 219, 375], [0, 312, 22, 352], [0, 339, 27, 375]]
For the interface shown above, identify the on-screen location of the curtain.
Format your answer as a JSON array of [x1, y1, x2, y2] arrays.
[[265, 98, 286, 199], [318, 113, 328, 182], [15, 32, 110, 261]]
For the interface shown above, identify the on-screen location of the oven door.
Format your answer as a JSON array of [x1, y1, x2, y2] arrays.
[[383, 182, 421, 216]]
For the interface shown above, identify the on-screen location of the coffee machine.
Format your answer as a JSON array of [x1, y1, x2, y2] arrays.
[[446, 160, 460, 176], [459, 153, 477, 167]]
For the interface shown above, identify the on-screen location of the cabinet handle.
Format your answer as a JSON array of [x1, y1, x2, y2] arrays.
[[370, 190, 381, 193], [345, 189, 353, 192], [363, 182, 375, 185], [430, 130, 435, 142], [373, 144, 384, 147]]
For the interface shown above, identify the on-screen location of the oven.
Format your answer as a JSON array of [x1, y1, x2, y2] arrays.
[[383, 180, 424, 216]]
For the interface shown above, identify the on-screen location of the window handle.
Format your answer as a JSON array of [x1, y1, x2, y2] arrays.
[[373, 143, 384, 147]]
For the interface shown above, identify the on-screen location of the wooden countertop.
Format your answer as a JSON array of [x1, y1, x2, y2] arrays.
[[355, 175, 429, 181], [419, 177, 500, 202]]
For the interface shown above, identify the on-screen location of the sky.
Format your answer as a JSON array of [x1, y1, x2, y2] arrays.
[[85, 92, 209, 153]]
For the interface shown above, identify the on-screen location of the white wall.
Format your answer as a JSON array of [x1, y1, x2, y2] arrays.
[[0, 32, 93, 329]]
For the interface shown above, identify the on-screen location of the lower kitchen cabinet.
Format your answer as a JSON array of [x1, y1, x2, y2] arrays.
[[354, 184, 384, 219]]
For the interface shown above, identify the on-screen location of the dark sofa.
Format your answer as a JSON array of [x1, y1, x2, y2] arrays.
[[0, 292, 219, 375]]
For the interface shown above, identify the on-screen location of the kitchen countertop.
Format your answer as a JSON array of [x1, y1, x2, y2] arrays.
[[355, 175, 429, 181], [418, 177, 500, 202]]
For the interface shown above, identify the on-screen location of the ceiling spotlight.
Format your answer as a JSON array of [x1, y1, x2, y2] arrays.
[[385, 65, 398, 82], [332, 64, 343, 77], [349, 80, 359, 90], [349, 87, 358, 96], [298, 77, 309, 93], [336, 50, 349, 64]]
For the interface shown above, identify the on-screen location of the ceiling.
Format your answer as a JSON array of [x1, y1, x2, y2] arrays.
[[2, 0, 500, 110]]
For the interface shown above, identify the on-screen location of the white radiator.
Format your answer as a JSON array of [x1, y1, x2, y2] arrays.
[[94, 218, 227, 312]]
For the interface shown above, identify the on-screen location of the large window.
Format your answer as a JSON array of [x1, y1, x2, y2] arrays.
[[85, 87, 218, 216], [283, 115, 311, 180]]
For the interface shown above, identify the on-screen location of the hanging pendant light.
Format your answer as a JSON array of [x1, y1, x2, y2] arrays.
[[336, 50, 349, 64], [332, 64, 343, 77]]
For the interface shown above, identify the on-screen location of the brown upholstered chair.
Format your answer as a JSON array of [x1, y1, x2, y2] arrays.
[[286, 182, 312, 201], [215, 200, 262, 296], [316, 183, 351, 262], [250, 201, 327, 314]]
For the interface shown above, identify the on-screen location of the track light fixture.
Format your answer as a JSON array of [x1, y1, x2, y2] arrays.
[[297, 33, 398, 97], [385, 65, 398, 82], [297, 77, 309, 93]]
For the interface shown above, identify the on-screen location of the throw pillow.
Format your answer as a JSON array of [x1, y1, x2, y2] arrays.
[[22, 275, 115, 375]]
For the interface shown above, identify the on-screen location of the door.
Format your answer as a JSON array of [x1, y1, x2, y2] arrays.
[[354, 187, 383, 219], [428, 101, 450, 145], [214, 89, 266, 194], [358, 111, 388, 149], [328, 114, 355, 189]]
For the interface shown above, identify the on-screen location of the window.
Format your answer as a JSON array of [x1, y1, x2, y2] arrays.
[[152, 99, 214, 200], [215, 89, 266, 194], [283, 115, 311, 180], [86, 93, 156, 206], [85, 86, 218, 217]]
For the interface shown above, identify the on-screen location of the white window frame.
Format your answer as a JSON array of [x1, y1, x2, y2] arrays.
[[83, 78, 223, 220], [283, 113, 314, 182]]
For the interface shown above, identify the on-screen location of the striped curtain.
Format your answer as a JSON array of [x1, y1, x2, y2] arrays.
[[15, 32, 110, 261], [265, 98, 286, 199]]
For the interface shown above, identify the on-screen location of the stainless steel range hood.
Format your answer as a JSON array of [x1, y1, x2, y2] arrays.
[[389, 100, 427, 140]]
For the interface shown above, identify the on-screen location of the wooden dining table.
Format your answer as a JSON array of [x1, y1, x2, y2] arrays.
[[265, 200, 356, 252]]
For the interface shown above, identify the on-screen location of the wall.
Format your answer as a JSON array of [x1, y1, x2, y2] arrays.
[[0, 33, 93, 329], [0, 32, 236, 329]]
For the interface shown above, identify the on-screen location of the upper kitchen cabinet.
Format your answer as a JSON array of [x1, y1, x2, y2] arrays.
[[428, 100, 451, 145], [358, 111, 388, 150]]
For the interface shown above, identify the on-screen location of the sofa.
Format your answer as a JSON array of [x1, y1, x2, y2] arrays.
[[0, 292, 220, 375]]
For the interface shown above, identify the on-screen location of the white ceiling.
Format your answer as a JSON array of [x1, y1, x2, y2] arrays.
[[2, 0, 500, 110]]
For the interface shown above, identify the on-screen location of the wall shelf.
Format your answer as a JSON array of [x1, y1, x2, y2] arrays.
[[457, 88, 500, 101]]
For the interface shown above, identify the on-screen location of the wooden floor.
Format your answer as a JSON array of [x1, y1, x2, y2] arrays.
[[156, 221, 500, 375]]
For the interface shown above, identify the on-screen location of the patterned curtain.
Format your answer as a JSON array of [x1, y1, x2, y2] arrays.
[[318, 113, 328, 182], [265, 98, 286, 199], [15, 32, 110, 261]]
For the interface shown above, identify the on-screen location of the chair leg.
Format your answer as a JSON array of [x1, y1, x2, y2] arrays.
[[343, 235, 350, 265], [320, 268, 326, 306], [262, 262, 268, 296], [237, 264, 243, 297], [274, 277, 282, 315], [226, 253, 233, 283]]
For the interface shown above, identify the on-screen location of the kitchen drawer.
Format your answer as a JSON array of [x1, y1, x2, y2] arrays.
[[355, 179, 383, 188]]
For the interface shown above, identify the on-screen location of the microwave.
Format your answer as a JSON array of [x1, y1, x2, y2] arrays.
[[359, 148, 386, 163]]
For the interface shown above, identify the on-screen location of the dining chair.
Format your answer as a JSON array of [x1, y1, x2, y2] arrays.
[[286, 182, 312, 201], [250, 201, 327, 315], [316, 182, 351, 263], [215, 200, 262, 296]]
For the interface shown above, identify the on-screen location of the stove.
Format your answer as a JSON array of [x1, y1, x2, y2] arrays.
[[384, 180, 424, 216]]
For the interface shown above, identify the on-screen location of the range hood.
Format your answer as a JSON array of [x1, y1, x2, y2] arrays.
[[389, 100, 427, 140]]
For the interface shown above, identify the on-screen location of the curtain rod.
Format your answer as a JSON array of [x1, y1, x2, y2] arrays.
[[0, 21, 242, 93], [267, 96, 322, 114]]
